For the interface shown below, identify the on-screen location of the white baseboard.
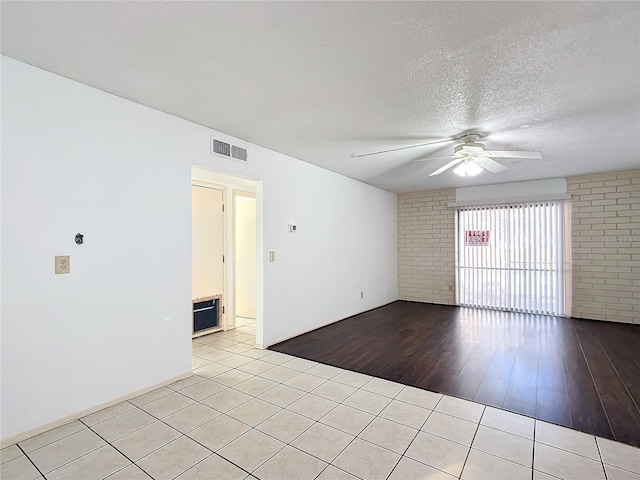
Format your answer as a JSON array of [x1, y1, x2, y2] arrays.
[[0, 371, 192, 448], [264, 301, 393, 348]]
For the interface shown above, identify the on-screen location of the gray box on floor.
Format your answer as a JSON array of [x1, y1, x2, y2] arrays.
[[193, 295, 220, 334]]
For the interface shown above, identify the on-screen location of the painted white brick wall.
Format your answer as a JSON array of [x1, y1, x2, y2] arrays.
[[398, 189, 456, 305], [568, 170, 640, 324], [397, 170, 639, 324]]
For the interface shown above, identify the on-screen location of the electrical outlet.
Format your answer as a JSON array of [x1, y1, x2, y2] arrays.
[[55, 255, 70, 274], [360, 291, 364, 298]]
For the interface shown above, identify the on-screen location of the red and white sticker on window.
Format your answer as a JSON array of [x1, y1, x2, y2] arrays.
[[465, 230, 490, 246]]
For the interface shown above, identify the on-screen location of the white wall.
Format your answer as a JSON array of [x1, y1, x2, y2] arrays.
[[258, 165, 398, 344], [1, 57, 193, 441], [0, 57, 398, 441]]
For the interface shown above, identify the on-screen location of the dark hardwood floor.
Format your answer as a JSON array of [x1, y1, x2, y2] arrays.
[[270, 301, 640, 447]]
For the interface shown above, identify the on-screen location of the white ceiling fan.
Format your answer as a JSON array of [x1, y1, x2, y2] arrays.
[[352, 133, 543, 177]]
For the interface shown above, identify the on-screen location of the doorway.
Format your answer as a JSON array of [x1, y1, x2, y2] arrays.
[[190, 167, 262, 347]]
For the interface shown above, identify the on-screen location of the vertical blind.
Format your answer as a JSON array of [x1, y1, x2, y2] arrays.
[[456, 201, 569, 316]]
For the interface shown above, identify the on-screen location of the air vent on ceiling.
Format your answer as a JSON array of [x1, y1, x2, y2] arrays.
[[211, 137, 248, 162]]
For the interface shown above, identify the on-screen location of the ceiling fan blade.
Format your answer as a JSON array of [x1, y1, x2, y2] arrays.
[[351, 137, 455, 158], [485, 150, 543, 159], [413, 155, 457, 163], [429, 158, 464, 176], [475, 156, 507, 173]]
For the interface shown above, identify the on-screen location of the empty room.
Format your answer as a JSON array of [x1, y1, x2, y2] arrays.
[[1, 2, 639, 480]]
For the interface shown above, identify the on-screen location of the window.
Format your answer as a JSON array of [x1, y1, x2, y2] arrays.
[[455, 201, 570, 316]]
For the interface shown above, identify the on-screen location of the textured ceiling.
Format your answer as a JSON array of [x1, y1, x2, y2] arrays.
[[2, 1, 639, 193]]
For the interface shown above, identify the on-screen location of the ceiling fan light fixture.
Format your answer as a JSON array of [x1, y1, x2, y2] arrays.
[[467, 161, 483, 176], [453, 160, 482, 177]]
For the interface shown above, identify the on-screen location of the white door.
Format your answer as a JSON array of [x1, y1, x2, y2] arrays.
[[192, 185, 224, 302]]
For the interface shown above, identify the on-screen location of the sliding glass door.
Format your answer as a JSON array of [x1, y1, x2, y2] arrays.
[[456, 202, 569, 316]]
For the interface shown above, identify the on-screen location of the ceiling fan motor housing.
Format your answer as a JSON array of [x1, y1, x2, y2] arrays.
[[460, 133, 482, 143], [454, 142, 485, 155]]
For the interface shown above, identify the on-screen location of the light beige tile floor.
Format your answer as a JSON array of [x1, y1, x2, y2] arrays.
[[3, 316, 640, 480]]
